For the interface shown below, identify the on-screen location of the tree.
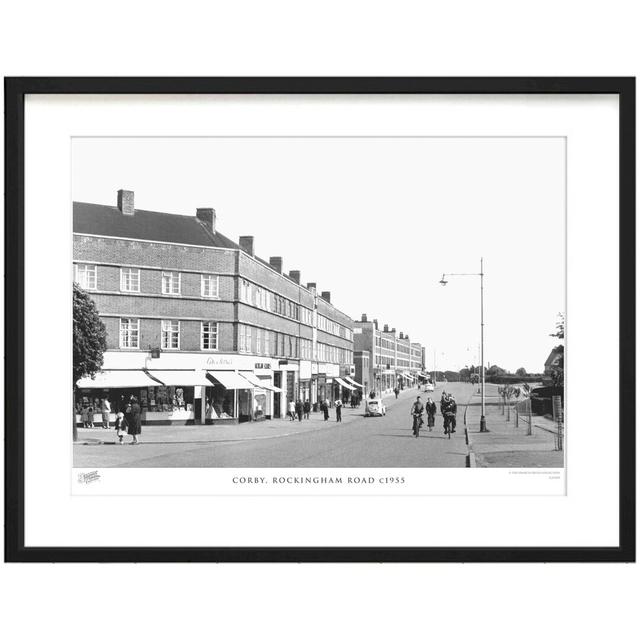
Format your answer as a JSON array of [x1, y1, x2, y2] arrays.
[[73, 283, 107, 440], [549, 312, 565, 387], [487, 364, 507, 377], [515, 367, 527, 377], [550, 312, 565, 340]]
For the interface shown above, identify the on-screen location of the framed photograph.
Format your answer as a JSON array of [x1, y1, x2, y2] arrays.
[[5, 77, 635, 562]]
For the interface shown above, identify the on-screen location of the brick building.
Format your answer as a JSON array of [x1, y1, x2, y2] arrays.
[[74, 190, 354, 425], [353, 314, 425, 396]]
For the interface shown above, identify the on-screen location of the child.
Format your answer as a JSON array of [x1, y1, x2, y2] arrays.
[[86, 405, 94, 429], [115, 411, 126, 444]]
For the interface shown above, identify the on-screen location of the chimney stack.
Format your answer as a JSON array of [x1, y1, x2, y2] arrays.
[[373, 319, 378, 329], [392, 327, 396, 333], [269, 256, 283, 273], [289, 270, 301, 284], [361, 313, 368, 322], [117, 189, 135, 216], [399, 332, 404, 339], [384, 324, 389, 332], [196, 208, 216, 234], [307, 282, 317, 292], [239, 236, 255, 256], [321, 291, 331, 304]]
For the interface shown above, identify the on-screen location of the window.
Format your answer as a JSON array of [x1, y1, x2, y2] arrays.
[[201, 274, 219, 298], [201, 321, 218, 350], [75, 264, 97, 290], [256, 328, 262, 355], [162, 271, 181, 295], [120, 268, 140, 293], [264, 331, 270, 356], [161, 320, 180, 350], [239, 325, 252, 353], [119, 318, 139, 349]]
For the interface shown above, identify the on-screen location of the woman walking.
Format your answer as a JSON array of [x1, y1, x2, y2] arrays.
[[127, 396, 142, 445]]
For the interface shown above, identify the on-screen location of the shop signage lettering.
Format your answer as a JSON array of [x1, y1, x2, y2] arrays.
[[255, 363, 271, 369], [206, 356, 234, 367]]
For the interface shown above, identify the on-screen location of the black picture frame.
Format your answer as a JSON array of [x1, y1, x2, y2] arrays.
[[4, 77, 635, 563]]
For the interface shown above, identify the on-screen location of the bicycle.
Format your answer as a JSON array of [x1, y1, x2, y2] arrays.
[[412, 413, 423, 438]]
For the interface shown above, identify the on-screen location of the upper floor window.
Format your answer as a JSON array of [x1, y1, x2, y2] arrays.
[[161, 320, 180, 350], [238, 324, 252, 354], [120, 268, 140, 293], [201, 321, 218, 351], [75, 264, 97, 290], [119, 318, 139, 349], [162, 271, 181, 295], [201, 274, 219, 298]]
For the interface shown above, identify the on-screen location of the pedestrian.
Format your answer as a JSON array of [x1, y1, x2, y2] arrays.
[[447, 395, 458, 434], [303, 399, 311, 419], [100, 397, 111, 429], [394, 386, 399, 399], [410, 395, 424, 437], [127, 396, 142, 444], [114, 411, 126, 444], [425, 397, 437, 430], [335, 398, 343, 422], [288, 399, 296, 421], [295, 398, 304, 422], [86, 405, 94, 428], [322, 398, 330, 421], [80, 404, 90, 429]]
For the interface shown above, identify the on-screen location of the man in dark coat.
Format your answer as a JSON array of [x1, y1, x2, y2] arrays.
[[303, 399, 311, 419], [127, 396, 142, 444], [295, 399, 304, 422]]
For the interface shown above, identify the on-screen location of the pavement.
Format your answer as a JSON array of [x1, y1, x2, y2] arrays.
[[73, 385, 470, 468], [464, 384, 564, 468]]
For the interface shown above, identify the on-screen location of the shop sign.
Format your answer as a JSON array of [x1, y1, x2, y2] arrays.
[[255, 363, 271, 369], [206, 356, 234, 367]]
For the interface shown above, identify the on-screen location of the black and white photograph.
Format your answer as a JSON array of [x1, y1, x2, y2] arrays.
[[72, 136, 566, 473]]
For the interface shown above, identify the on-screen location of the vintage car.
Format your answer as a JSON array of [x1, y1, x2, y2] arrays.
[[423, 382, 435, 392], [364, 398, 386, 417]]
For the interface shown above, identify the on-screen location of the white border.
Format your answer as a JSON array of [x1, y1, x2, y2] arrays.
[[24, 94, 619, 547]]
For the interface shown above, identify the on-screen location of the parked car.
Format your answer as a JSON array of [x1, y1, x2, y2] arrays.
[[424, 383, 434, 392], [365, 398, 386, 417]]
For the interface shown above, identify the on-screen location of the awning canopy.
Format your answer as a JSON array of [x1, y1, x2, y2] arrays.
[[401, 373, 413, 381], [146, 370, 214, 387], [206, 370, 255, 390], [418, 372, 430, 379], [76, 370, 163, 389], [335, 377, 356, 391], [344, 376, 363, 388], [239, 371, 283, 393]]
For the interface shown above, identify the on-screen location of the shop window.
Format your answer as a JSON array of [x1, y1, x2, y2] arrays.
[[161, 320, 180, 350], [201, 274, 219, 298], [119, 318, 139, 349], [162, 271, 181, 295], [120, 267, 140, 293], [201, 321, 218, 351], [75, 263, 97, 290]]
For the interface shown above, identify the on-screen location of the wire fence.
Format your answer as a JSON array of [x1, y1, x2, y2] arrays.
[[512, 395, 564, 450]]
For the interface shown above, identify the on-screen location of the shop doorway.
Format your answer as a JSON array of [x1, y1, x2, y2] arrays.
[[273, 372, 282, 418]]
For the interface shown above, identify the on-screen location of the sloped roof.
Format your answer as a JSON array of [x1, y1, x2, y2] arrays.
[[73, 201, 240, 249]]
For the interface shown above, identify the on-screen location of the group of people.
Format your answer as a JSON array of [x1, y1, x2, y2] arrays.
[[410, 391, 458, 436], [287, 397, 348, 423], [288, 398, 312, 422], [79, 395, 142, 445]]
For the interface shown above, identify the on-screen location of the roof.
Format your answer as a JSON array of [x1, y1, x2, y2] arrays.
[[73, 201, 240, 249]]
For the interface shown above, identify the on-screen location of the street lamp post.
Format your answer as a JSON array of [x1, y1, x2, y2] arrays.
[[439, 258, 487, 432]]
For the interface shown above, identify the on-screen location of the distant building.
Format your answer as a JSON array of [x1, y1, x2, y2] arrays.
[[73, 189, 354, 425], [352, 314, 425, 395]]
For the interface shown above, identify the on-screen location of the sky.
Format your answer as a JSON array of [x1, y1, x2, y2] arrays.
[[72, 137, 565, 373]]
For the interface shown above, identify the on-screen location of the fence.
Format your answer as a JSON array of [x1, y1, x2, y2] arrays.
[[513, 395, 564, 450]]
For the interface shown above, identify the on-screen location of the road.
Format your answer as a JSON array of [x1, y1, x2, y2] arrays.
[[74, 383, 474, 468]]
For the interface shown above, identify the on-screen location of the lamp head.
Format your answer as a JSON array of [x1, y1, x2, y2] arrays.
[[439, 275, 448, 286]]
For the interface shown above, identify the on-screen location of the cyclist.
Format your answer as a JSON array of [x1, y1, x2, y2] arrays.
[[410, 395, 424, 438]]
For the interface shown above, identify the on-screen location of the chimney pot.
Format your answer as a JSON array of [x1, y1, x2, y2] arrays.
[[117, 189, 135, 216], [269, 256, 283, 273], [321, 291, 331, 304], [289, 270, 301, 284], [196, 208, 216, 234], [239, 236, 255, 256]]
